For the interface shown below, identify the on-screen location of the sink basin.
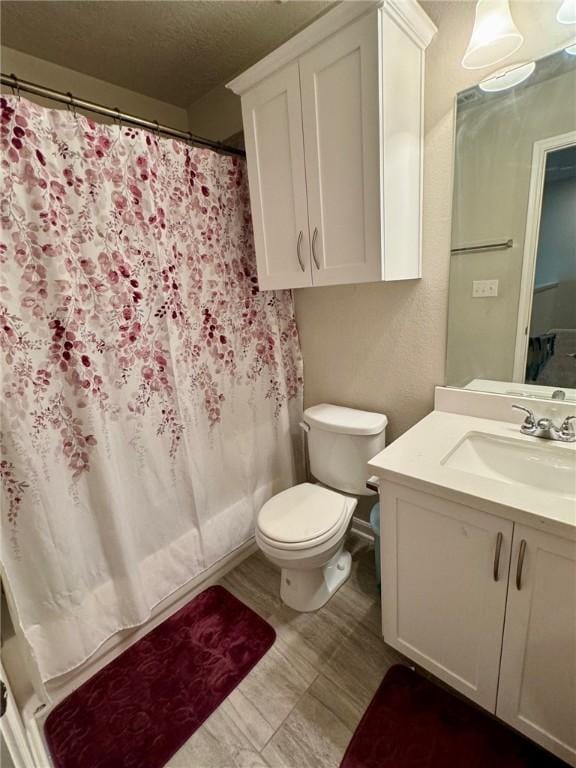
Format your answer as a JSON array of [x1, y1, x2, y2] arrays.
[[442, 431, 576, 500]]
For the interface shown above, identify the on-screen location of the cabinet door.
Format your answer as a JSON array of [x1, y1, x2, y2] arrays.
[[497, 525, 576, 766], [299, 11, 381, 287], [380, 482, 512, 710], [241, 63, 312, 290]]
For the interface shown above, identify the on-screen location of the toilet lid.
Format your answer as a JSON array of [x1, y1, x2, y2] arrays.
[[258, 483, 348, 545]]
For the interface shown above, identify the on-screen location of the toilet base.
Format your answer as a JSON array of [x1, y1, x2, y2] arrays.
[[280, 546, 352, 612]]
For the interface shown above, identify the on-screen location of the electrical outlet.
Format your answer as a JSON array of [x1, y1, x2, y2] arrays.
[[472, 279, 499, 298]]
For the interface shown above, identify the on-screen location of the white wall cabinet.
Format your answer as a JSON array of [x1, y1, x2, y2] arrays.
[[228, 1, 436, 291], [380, 481, 576, 766]]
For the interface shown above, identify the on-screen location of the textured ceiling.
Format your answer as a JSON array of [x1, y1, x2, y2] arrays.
[[0, 1, 333, 107]]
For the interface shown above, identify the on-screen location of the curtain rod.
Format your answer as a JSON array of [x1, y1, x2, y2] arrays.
[[1, 73, 246, 158]]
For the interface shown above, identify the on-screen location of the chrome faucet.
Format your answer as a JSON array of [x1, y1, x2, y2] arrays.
[[512, 405, 576, 442]]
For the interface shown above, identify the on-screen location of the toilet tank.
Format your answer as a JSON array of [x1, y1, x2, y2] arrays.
[[303, 404, 387, 496]]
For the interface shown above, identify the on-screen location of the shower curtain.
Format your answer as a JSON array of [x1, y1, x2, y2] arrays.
[[0, 95, 303, 682]]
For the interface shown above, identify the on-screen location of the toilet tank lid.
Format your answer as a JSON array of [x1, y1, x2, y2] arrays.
[[303, 404, 388, 436]]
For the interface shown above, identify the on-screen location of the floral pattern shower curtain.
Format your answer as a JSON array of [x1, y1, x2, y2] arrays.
[[0, 96, 303, 682]]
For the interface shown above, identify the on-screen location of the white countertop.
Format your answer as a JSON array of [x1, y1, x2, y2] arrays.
[[368, 411, 576, 539]]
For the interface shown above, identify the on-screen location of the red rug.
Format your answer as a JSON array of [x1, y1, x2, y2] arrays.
[[45, 585, 275, 768], [341, 665, 567, 768]]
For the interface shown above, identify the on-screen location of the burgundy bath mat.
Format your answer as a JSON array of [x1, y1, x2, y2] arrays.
[[341, 665, 568, 768], [45, 585, 275, 768]]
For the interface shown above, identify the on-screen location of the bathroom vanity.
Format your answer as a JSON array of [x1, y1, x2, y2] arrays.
[[368, 388, 576, 766], [395, 41, 576, 764]]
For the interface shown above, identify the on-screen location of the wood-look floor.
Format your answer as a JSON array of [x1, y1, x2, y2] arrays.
[[167, 534, 404, 768]]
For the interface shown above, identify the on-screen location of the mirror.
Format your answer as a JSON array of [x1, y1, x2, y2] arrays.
[[446, 47, 576, 401]]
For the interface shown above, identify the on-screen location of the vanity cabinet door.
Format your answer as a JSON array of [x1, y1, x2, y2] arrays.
[[299, 10, 381, 287], [380, 482, 512, 710], [241, 63, 313, 290], [497, 525, 576, 766]]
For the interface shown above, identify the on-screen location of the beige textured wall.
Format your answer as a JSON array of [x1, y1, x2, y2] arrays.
[[294, 0, 575, 442], [187, 84, 243, 142], [1, 47, 189, 129]]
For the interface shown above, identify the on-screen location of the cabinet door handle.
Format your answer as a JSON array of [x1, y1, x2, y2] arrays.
[[515, 539, 527, 590], [312, 227, 320, 270], [493, 532, 503, 582], [296, 230, 305, 272]]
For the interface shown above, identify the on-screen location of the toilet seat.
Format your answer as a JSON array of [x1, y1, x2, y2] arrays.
[[257, 483, 350, 551]]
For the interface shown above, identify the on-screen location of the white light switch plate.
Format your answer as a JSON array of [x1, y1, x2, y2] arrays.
[[472, 279, 499, 298]]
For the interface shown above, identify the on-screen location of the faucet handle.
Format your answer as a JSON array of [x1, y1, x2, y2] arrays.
[[512, 404, 536, 427], [560, 415, 576, 439]]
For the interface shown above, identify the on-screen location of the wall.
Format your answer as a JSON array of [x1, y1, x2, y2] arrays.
[[446, 68, 576, 387], [536, 175, 576, 288], [180, 0, 575, 445], [187, 84, 243, 142], [5, 8, 572, 445], [294, 1, 574, 443], [532, 173, 576, 333], [2, 4, 573, 449], [531, 285, 560, 337], [535, 172, 576, 286], [1, 47, 188, 129]]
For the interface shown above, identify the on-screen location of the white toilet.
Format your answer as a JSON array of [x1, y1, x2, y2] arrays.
[[256, 403, 387, 612]]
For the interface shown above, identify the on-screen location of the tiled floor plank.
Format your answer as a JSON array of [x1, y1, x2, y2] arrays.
[[180, 533, 394, 768], [261, 692, 353, 768]]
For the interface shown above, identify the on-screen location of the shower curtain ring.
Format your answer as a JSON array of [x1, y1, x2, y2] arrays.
[[154, 120, 160, 139], [9, 73, 21, 101], [66, 92, 78, 119], [114, 107, 122, 129]]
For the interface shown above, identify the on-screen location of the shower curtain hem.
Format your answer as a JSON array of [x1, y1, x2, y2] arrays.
[[8, 534, 257, 702]]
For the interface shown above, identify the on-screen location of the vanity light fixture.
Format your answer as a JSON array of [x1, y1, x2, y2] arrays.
[[557, 0, 576, 24], [479, 60, 536, 92], [462, 0, 524, 69]]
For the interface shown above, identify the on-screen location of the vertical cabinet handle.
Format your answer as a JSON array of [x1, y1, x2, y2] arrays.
[[516, 539, 527, 590], [296, 230, 305, 272], [493, 532, 503, 581], [312, 227, 320, 270]]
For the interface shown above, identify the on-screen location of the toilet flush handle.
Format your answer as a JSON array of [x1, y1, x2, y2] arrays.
[[299, 421, 310, 433]]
